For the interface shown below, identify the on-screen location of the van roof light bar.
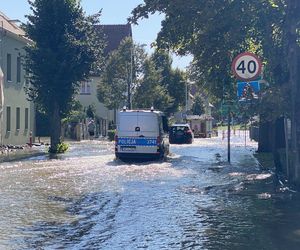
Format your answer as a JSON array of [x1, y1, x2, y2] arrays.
[[150, 106, 154, 112], [122, 106, 127, 111]]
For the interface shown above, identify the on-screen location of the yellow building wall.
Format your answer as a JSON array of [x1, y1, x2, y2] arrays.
[[1, 31, 35, 145]]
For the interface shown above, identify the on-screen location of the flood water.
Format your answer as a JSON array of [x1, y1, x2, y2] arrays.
[[1, 134, 300, 249]]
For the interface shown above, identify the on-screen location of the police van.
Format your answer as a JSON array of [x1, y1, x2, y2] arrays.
[[115, 108, 169, 160]]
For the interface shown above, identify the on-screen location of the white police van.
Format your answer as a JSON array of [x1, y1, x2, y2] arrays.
[[115, 108, 169, 160]]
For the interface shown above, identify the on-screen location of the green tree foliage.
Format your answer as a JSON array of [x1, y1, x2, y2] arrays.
[[191, 95, 205, 115], [86, 104, 96, 118], [24, 0, 105, 153], [98, 36, 186, 113], [133, 58, 173, 111], [151, 50, 186, 113], [130, 1, 288, 104], [62, 99, 86, 123], [97, 37, 146, 110]]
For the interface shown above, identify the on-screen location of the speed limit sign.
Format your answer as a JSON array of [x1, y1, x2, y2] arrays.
[[232, 52, 262, 81]]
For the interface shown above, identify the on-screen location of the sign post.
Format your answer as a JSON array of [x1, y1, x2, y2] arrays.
[[222, 100, 235, 163], [227, 107, 231, 163], [232, 52, 262, 149]]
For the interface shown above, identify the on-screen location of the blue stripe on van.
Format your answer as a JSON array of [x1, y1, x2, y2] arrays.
[[118, 137, 157, 146]]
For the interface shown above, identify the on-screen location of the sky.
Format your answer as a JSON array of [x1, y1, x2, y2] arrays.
[[1, 0, 192, 69]]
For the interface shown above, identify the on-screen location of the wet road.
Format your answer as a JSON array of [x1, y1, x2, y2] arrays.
[[1, 135, 300, 249]]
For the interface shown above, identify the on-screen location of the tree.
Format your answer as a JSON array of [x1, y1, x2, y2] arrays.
[[24, 0, 105, 153], [191, 95, 204, 115], [86, 104, 96, 118], [151, 50, 186, 113], [130, 0, 251, 99], [130, 1, 287, 101], [97, 38, 147, 110], [133, 58, 173, 111], [285, 0, 300, 180]]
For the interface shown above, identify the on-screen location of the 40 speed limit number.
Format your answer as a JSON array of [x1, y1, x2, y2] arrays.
[[232, 52, 262, 81]]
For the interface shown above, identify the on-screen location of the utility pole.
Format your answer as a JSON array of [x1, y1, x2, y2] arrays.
[[128, 44, 133, 110], [185, 80, 188, 112]]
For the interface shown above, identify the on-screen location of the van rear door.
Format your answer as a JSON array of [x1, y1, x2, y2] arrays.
[[118, 112, 138, 137], [137, 113, 159, 137]]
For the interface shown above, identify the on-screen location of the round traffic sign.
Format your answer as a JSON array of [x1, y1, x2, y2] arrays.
[[232, 52, 262, 81]]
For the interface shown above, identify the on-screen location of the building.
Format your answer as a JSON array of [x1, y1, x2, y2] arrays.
[[0, 12, 35, 145], [77, 24, 132, 136]]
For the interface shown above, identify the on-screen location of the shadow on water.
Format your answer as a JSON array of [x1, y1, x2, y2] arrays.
[[17, 192, 122, 249]]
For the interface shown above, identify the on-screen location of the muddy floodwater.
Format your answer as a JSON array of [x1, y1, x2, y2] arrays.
[[1, 135, 300, 250]]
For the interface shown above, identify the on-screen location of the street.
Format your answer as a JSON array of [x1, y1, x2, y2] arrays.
[[0, 134, 300, 250]]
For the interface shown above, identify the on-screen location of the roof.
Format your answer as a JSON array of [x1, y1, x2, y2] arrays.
[[0, 11, 26, 38], [96, 24, 132, 55]]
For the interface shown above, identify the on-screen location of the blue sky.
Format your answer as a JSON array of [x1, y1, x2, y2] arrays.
[[1, 0, 191, 69]]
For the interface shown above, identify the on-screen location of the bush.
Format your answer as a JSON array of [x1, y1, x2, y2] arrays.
[[107, 130, 116, 141], [48, 142, 69, 154]]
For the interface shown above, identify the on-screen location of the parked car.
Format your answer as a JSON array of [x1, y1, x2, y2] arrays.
[[169, 124, 194, 144], [115, 108, 169, 160]]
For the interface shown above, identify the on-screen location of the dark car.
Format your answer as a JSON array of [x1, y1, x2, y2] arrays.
[[169, 124, 194, 144]]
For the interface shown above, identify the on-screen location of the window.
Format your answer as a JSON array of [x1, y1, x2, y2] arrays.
[[6, 107, 11, 132], [7, 54, 12, 82], [17, 56, 21, 83], [25, 108, 29, 130], [80, 80, 92, 95], [16, 107, 20, 130]]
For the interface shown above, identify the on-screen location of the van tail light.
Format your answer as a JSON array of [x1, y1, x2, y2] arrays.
[[156, 136, 161, 146], [114, 135, 118, 145], [186, 130, 193, 134]]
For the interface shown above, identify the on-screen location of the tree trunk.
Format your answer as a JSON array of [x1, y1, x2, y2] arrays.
[[275, 117, 286, 149], [286, 0, 300, 182], [49, 101, 62, 153], [258, 119, 272, 153], [273, 117, 286, 173]]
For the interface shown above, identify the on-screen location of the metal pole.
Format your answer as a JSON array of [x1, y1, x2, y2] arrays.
[[128, 43, 133, 110], [227, 108, 231, 163], [185, 79, 188, 112], [244, 121, 247, 147]]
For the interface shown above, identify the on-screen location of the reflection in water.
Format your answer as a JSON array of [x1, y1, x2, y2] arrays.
[[0, 138, 299, 249]]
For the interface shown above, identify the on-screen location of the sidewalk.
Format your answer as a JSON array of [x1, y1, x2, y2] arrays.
[[0, 136, 109, 163], [0, 137, 50, 163], [0, 145, 47, 163]]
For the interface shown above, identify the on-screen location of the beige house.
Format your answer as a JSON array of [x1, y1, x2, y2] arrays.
[[78, 78, 114, 136], [0, 12, 35, 145], [77, 24, 132, 136]]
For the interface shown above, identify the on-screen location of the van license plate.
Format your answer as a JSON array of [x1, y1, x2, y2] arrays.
[[121, 146, 136, 151]]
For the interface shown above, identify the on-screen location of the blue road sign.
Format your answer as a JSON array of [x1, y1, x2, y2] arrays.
[[237, 81, 260, 100]]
